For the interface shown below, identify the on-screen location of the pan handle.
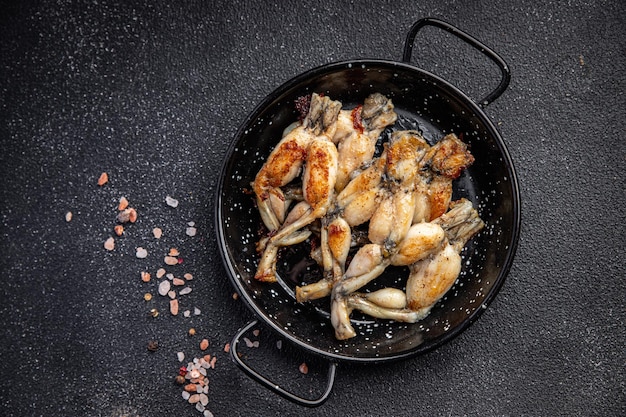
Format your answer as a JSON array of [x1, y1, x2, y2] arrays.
[[229, 320, 338, 407], [402, 17, 510, 107]]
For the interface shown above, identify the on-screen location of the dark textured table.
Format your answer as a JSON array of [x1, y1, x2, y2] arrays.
[[1, 1, 624, 416]]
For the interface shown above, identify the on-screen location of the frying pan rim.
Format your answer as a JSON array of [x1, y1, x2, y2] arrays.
[[215, 58, 521, 364]]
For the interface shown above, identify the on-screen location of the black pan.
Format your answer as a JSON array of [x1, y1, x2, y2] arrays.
[[216, 18, 520, 406]]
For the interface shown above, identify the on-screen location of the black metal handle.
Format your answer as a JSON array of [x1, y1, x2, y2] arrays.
[[229, 320, 338, 407], [403, 17, 510, 107]]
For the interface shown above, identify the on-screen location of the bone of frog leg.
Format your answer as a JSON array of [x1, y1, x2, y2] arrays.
[[433, 198, 485, 251], [390, 222, 446, 266], [331, 288, 357, 340], [346, 294, 430, 323], [296, 279, 332, 302], [254, 244, 280, 282], [406, 243, 462, 311]]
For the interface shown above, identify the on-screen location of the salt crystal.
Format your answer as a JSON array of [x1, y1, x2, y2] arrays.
[[199, 393, 209, 406], [166, 273, 174, 280], [65, 211, 72, 222], [276, 340, 282, 350], [199, 367, 207, 376], [156, 268, 166, 278], [195, 402, 205, 412], [184, 273, 193, 280], [203, 385, 208, 394], [136, 247, 148, 258], [166, 195, 179, 208], [183, 310, 191, 317], [104, 237, 115, 251], [177, 351, 185, 362], [193, 307, 201, 315], [188, 394, 200, 404], [186, 227, 197, 237], [181, 391, 190, 400], [158, 280, 171, 296], [196, 384, 203, 393], [244, 337, 254, 348], [153, 227, 163, 239], [253, 329, 260, 337], [187, 221, 195, 227], [168, 290, 176, 299], [179, 287, 192, 295], [164, 256, 178, 265], [173, 278, 185, 286], [204, 410, 214, 417]]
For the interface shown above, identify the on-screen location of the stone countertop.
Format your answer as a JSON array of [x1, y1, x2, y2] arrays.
[[0, 1, 624, 416]]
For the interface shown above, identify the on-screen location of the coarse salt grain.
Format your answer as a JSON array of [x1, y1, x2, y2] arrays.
[[65, 211, 72, 222], [170, 299, 179, 315], [169, 248, 180, 257], [299, 362, 309, 374], [193, 307, 201, 315], [199, 393, 209, 406], [186, 227, 197, 237], [141, 271, 151, 282], [153, 227, 163, 239], [118, 196, 129, 211], [166, 196, 179, 208], [182, 391, 190, 400], [158, 280, 171, 296], [179, 287, 192, 295], [204, 410, 214, 417], [164, 256, 178, 265], [188, 221, 195, 227], [136, 247, 148, 258], [168, 290, 176, 299], [156, 268, 166, 278], [97, 172, 108, 186], [173, 278, 185, 286], [199, 339, 209, 351], [177, 352, 185, 362], [183, 310, 191, 317], [188, 394, 200, 404], [184, 273, 193, 280], [104, 237, 115, 251]]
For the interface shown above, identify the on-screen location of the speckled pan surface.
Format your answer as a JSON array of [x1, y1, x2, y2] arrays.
[[216, 60, 521, 363]]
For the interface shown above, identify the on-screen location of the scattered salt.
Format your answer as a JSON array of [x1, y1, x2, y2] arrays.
[[136, 247, 148, 258], [182, 391, 190, 400], [193, 307, 201, 316], [65, 211, 72, 222], [186, 227, 197, 237], [179, 287, 192, 295], [104, 237, 115, 251], [183, 310, 191, 318], [177, 351, 185, 362], [158, 280, 171, 296], [164, 256, 178, 265], [166, 196, 179, 208], [153, 227, 163, 239]]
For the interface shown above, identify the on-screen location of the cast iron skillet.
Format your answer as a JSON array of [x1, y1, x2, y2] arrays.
[[216, 18, 521, 406]]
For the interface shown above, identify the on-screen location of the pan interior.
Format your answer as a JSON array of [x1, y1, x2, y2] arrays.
[[216, 61, 519, 362]]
